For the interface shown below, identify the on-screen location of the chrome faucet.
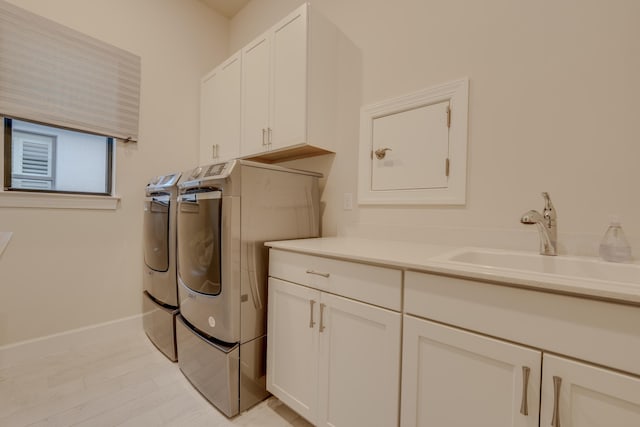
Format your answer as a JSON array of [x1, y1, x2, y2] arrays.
[[520, 192, 557, 256]]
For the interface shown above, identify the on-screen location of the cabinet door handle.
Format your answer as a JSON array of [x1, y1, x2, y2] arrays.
[[262, 128, 267, 146], [306, 269, 330, 278], [520, 366, 530, 415], [551, 376, 562, 427], [268, 127, 272, 145], [309, 300, 316, 328], [319, 303, 326, 332]]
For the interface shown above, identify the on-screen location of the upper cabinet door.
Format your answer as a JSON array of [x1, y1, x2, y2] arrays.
[[270, 6, 308, 150], [541, 354, 640, 427], [199, 68, 218, 163], [241, 34, 271, 157], [199, 52, 241, 164], [215, 54, 241, 162], [401, 316, 541, 427]]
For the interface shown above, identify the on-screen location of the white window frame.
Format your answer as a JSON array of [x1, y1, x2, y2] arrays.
[[1, 119, 119, 210]]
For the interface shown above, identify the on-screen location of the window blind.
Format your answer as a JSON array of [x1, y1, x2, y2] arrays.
[[0, 0, 140, 141]]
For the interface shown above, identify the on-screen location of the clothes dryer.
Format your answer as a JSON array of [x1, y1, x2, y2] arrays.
[[175, 160, 320, 417], [142, 171, 181, 361]]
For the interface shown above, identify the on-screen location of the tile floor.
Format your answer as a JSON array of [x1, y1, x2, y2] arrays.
[[0, 322, 312, 426]]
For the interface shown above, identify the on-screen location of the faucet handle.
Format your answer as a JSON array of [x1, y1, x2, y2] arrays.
[[541, 192, 556, 222]]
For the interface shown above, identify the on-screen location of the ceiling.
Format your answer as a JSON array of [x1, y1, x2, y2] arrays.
[[201, 0, 250, 18]]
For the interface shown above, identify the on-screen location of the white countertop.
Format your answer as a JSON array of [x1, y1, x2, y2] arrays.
[[0, 232, 12, 257], [266, 237, 640, 305]]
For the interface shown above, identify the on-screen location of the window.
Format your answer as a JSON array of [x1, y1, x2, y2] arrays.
[[0, 0, 139, 209], [4, 118, 113, 195], [0, 1, 141, 142]]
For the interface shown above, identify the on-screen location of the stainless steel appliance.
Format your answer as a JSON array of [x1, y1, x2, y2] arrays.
[[142, 171, 181, 361], [175, 160, 320, 417]]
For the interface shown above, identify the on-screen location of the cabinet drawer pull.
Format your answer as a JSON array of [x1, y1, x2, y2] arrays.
[[551, 376, 562, 427], [319, 303, 326, 332], [309, 300, 316, 328], [520, 366, 530, 415], [306, 269, 330, 278]]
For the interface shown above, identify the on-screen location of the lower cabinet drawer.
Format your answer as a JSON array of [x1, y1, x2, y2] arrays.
[[269, 249, 402, 311]]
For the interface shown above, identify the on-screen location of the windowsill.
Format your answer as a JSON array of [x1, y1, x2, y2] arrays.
[[0, 191, 120, 210]]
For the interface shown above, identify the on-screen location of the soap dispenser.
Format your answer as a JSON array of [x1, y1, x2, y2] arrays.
[[599, 215, 632, 263]]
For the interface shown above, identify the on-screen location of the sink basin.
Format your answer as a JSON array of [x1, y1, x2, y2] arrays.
[[437, 248, 640, 285]]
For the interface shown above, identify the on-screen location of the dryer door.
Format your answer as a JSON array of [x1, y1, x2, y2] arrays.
[[177, 190, 222, 296], [177, 189, 241, 344], [143, 194, 170, 272]]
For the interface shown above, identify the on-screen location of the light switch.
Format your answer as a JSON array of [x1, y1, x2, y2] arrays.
[[343, 193, 353, 210]]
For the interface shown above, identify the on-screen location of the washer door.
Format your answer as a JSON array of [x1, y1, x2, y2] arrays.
[[143, 195, 170, 272], [177, 190, 222, 296]]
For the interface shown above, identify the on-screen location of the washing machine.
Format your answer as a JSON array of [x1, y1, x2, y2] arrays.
[[175, 159, 321, 417], [142, 171, 181, 361]]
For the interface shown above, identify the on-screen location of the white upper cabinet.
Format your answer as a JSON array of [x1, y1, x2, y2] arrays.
[[199, 52, 241, 165], [239, 3, 358, 162]]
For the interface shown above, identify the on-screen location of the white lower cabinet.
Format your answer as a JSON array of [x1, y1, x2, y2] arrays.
[[541, 354, 640, 427], [267, 249, 640, 427], [401, 315, 640, 427], [317, 292, 401, 427], [267, 277, 319, 422], [267, 250, 402, 427], [402, 271, 640, 427], [401, 316, 541, 427]]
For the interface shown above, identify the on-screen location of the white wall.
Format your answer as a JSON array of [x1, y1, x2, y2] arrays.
[[2, 0, 639, 346], [230, 0, 640, 256], [0, 0, 229, 346]]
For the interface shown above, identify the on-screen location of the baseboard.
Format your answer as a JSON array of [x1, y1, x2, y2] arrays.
[[0, 314, 143, 368]]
